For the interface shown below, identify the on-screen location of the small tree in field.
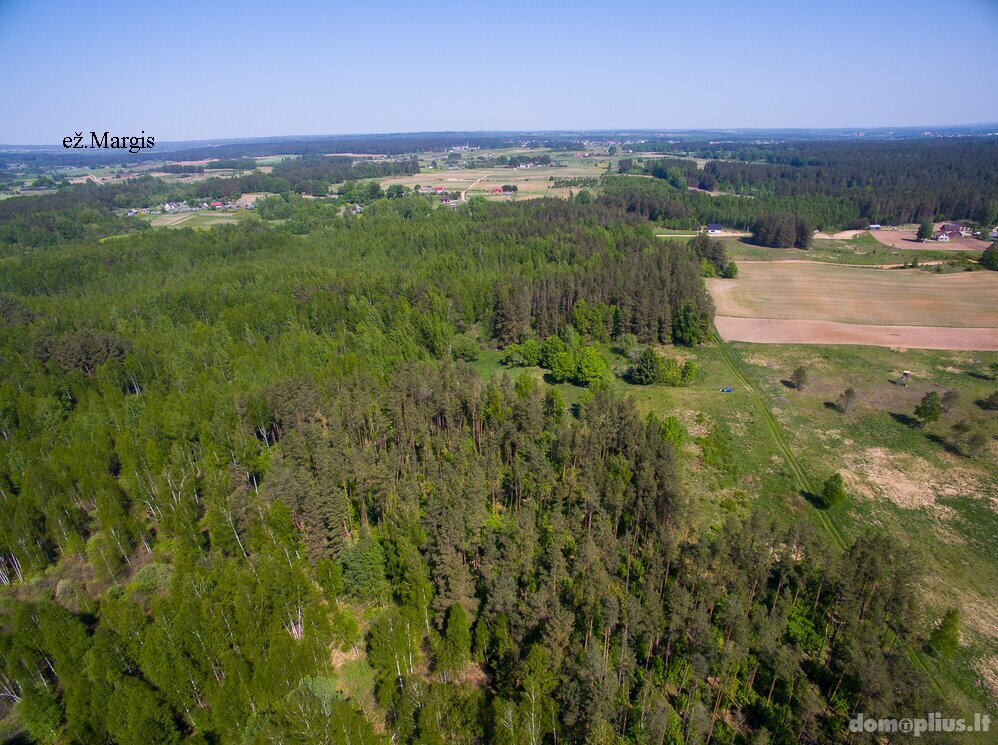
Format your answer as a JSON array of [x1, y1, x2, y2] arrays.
[[628, 346, 663, 385], [681, 359, 698, 385], [928, 608, 960, 658], [940, 389, 959, 413], [819, 473, 846, 509], [790, 366, 808, 391], [575, 346, 610, 387], [950, 419, 988, 457], [916, 219, 934, 242], [836, 387, 856, 413], [549, 351, 575, 383], [913, 391, 943, 427]]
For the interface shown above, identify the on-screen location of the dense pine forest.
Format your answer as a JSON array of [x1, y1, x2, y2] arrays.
[[0, 189, 949, 744], [630, 139, 998, 226]]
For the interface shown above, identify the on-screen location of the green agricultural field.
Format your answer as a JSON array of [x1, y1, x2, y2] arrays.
[[144, 210, 253, 229], [724, 233, 971, 266]]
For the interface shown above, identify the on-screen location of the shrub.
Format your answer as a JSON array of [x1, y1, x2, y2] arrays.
[[819, 473, 846, 508], [928, 608, 960, 658], [659, 416, 687, 447], [940, 389, 959, 412], [680, 359, 698, 385], [658, 357, 682, 386], [451, 333, 480, 362], [627, 346, 663, 385], [548, 351, 576, 383], [540, 334, 568, 368], [913, 391, 942, 426], [500, 338, 541, 367], [576, 346, 610, 387], [836, 387, 856, 413], [790, 366, 808, 391]]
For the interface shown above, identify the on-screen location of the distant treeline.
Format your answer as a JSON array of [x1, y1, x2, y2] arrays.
[[145, 133, 515, 161], [467, 154, 555, 168], [156, 164, 204, 174], [205, 158, 258, 170], [632, 139, 998, 225], [0, 158, 420, 246], [600, 176, 861, 232]]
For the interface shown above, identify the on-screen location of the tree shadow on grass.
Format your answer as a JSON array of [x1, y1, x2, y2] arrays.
[[800, 489, 827, 510], [926, 433, 962, 456], [780, 379, 798, 390], [888, 411, 919, 428], [823, 401, 843, 412]]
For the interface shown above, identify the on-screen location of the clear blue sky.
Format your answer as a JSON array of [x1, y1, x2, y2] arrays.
[[1, 0, 996, 144]]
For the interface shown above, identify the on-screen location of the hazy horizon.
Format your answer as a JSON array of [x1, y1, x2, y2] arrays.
[[2, 0, 997, 144], [4, 121, 998, 150]]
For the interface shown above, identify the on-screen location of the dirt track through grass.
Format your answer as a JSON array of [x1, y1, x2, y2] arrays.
[[710, 331, 948, 697], [711, 331, 847, 549]]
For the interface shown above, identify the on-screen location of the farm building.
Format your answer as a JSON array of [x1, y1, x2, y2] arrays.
[[707, 223, 722, 234], [940, 222, 971, 236]]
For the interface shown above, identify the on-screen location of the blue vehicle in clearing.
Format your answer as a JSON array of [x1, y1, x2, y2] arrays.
[[720, 386, 734, 393]]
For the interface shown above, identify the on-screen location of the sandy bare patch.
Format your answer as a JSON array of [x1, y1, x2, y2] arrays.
[[974, 656, 998, 701], [715, 316, 998, 351], [814, 229, 866, 240], [330, 645, 362, 668], [672, 409, 712, 438], [726, 410, 751, 437], [743, 354, 779, 369], [843, 447, 986, 510], [922, 577, 998, 646]]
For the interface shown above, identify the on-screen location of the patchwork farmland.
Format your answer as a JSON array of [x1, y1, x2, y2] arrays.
[[708, 261, 998, 350]]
